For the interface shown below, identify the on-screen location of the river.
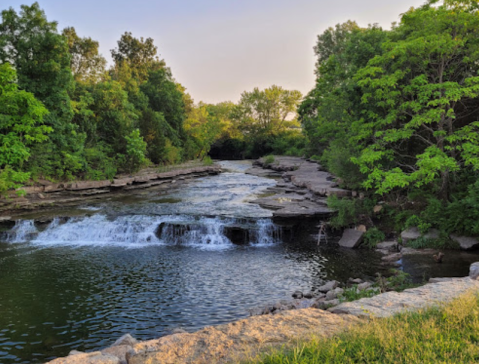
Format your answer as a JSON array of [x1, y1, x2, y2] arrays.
[[0, 161, 476, 363]]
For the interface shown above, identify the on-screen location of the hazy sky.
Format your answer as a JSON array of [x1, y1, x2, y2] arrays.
[[6, 0, 427, 103]]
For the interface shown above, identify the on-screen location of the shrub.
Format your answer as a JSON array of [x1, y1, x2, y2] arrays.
[[363, 227, 385, 248], [264, 155, 275, 164]]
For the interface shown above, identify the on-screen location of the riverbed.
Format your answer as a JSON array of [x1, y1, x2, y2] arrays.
[[0, 161, 477, 363]]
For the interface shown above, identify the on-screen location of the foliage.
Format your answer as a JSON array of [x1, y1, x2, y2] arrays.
[[300, 0, 479, 238], [362, 227, 385, 248], [123, 129, 148, 173], [327, 195, 375, 229], [0, 63, 51, 194], [264, 155, 275, 165], [249, 292, 479, 364], [62, 26, 106, 84], [338, 285, 379, 302]]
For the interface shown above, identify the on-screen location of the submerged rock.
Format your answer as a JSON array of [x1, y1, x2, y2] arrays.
[[292, 291, 303, 299]]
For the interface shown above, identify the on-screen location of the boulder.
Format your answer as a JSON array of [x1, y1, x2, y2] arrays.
[[470, 262, 479, 280], [46, 351, 120, 364], [101, 346, 132, 364], [356, 225, 367, 232], [450, 234, 479, 250], [357, 282, 373, 291], [348, 278, 363, 284], [326, 288, 344, 300], [112, 334, 138, 347], [313, 299, 340, 310], [292, 291, 303, 299], [381, 253, 402, 262], [400, 227, 421, 243], [376, 241, 398, 251], [317, 280, 339, 293], [338, 229, 364, 248]]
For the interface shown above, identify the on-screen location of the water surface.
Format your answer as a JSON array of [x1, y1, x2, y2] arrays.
[[0, 161, 475, 363]]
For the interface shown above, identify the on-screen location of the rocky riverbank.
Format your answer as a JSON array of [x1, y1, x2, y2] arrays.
[[0, 165, 221, 218], [246, 156, 349, 219], [46, 263, 479, 364]]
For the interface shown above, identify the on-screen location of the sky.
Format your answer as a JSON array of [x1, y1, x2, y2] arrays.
[[5, 0, 427, 104]]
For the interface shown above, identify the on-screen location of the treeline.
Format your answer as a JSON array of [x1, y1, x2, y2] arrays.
[[300, 0, 479, 238], [0, 2, 305, 194]]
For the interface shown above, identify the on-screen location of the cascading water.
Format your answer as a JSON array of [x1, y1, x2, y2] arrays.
[[4, 219, 38, 242], [5, 214, 283, 249]]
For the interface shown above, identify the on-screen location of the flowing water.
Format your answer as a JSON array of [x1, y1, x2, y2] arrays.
[[0, 161, 476, 363]]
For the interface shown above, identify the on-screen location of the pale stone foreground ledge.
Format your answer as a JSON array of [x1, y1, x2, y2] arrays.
[[47, 309, 359, 364], [330, 277, 479, 318]]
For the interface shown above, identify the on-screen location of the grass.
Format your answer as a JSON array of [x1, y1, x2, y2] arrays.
[[246, 292, 479, 364]]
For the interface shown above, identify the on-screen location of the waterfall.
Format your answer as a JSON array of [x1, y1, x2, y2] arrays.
[[4, 215, 283, 249]]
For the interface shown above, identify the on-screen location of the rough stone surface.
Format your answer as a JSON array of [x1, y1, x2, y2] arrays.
[[292, 291, 303, 299], [400, 227, 421, 243], [357, 282, 373, 291], [381, 253, 402, 262], [318, 280, 339, 293], [338, 229, 364, 249], [126, 309, 358, 364], [47, 351, 120, 364], [326, 288, 344, 300], [329, 277, 479, 318], [0, 165, 221, 215], [376, 241, 398, 251], [101, 346, 132, 364], [248, 157, 348, 218], [401, 227, 440, 244], [112, 334, 137, 347], [450, 234, 479, 250], [469, 262, 479, 280]]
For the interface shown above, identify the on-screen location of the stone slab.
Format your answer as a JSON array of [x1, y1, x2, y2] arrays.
[[338, 229, 364, 248]]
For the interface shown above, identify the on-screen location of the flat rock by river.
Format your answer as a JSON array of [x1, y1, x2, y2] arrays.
[[246, 156, 350, 218]]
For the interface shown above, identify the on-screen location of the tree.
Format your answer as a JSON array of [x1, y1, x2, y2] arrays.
[[233, 85, 302, 137], [140, 68, 187, 144], [62, 26, 106, 84], [111, 32, 165, 83], [353, 0, 479, 200], [0, 63, 51, 193], [0, 2, 74, 121]]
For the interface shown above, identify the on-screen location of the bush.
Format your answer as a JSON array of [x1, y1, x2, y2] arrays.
[[202, 156, 214, 166], [327, 195, 375, 229], [363, 227, 385, 248], [123, 129, 148, 173], [264, 155, 275, 164]]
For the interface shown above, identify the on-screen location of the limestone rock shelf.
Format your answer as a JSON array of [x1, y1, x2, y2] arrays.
[[0, 165, 221, 215], [246, 156, 350, 218]]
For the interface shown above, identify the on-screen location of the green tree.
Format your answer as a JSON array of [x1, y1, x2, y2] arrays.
[[353, 0, 479, 200], [124, 129, 147, 172], [111, 32, 164, 83], [62, 26, 106, 84], [0, 63, 51, 193]]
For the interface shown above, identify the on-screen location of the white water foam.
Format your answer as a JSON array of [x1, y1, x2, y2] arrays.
[[5, 215, 282, 250]]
